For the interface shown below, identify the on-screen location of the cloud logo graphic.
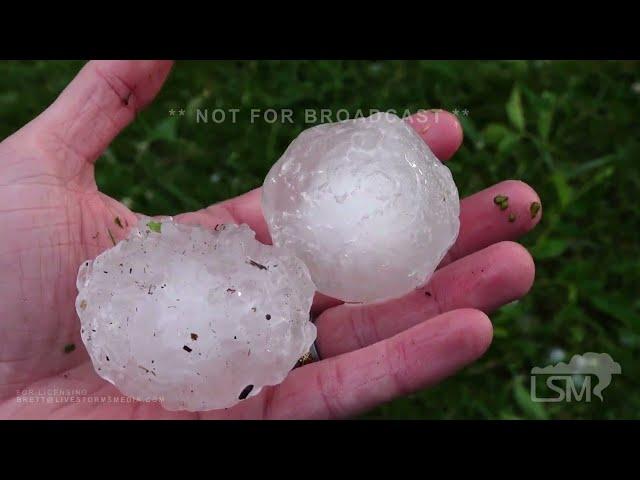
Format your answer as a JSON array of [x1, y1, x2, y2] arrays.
[[531, 352, 621, 401]]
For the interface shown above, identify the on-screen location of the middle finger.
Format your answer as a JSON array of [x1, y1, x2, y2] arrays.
[[315, 240, 535, 358]]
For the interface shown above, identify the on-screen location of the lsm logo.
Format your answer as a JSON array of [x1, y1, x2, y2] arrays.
[[531, 353, 621, 403]]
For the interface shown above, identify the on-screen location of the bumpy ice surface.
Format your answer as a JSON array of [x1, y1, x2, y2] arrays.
[[75, 217, 316, 412], [262, 112, 460, 303]]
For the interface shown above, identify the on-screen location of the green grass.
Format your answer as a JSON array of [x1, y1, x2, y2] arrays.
[[1, 60, 639, 419]]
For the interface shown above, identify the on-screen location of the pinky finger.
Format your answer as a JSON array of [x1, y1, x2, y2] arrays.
[[265, 308, 493, 419]]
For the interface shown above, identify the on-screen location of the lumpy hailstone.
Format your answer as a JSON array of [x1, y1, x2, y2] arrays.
[[76, 218, 316, 411], [262, 112, 461, 303]]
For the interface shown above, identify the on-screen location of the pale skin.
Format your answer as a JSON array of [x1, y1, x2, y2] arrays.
[[0, 61, 542, 419]]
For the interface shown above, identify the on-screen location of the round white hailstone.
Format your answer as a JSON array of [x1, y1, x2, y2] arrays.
[[75, 217, 316, 412], [262, 112, 460, 303]]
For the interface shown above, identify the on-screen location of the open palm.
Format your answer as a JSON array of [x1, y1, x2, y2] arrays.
[[0, 61, 541, 419]]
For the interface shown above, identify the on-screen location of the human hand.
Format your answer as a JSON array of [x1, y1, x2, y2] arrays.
[[0, 60, 541, 419]]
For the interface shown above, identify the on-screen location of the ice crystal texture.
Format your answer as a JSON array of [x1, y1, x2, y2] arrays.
[[75, 218, 316, 411], [262, 112, 460, 303]]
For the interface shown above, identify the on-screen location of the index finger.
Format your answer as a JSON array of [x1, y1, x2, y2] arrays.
[[406, 109, 463, 161]]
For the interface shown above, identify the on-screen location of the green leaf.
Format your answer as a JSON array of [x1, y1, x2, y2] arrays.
[[493, 326, 509, 339], [537, 109, 553, 142], [458, 116, 482, 149], [148, 117, 177, 143], [551, 171, 573, 208], [567, 154, 615, 179], [531, 238, 568, 259], [570, 325, 586, 343], [513, 376, 549, 420], [573, 166, 615, 201], [506, 86, 525, 132], [588, 294, 640, 330], [483, 123, 513, 146], [497, 132, 520, 155], [147, 221, 162, 233], [536, 91, 556, 142]]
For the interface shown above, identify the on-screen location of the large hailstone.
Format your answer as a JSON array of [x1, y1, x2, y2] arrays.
[[262, 112, 460, 303], [75, 217, 316, 412]]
